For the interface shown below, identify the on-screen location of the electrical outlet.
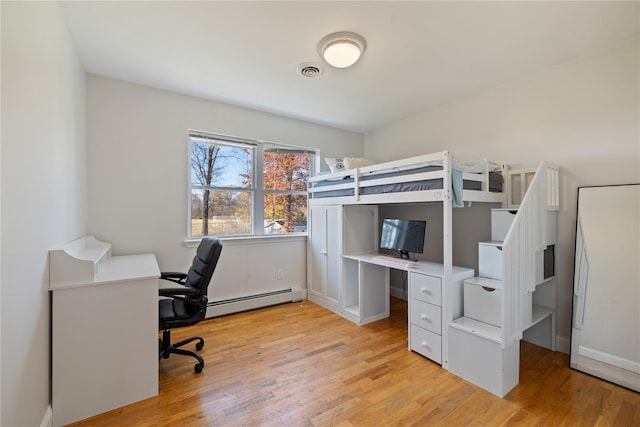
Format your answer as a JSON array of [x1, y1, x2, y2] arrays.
[[277, 268, 284, 280]]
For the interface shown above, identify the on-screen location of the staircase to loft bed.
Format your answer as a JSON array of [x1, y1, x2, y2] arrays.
[[448, 162, 560, 397]]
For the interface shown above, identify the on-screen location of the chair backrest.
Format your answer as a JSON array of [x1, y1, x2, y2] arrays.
[[185, 237, 223, 298]]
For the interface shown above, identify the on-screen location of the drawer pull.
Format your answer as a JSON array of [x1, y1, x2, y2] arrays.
[[420, 287, 431, 294], [421, 341, 431, 350], [420, 314, 431, 322]]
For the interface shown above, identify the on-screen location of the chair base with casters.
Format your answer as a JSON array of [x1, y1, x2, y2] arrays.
[[159, 329, 205, 373]]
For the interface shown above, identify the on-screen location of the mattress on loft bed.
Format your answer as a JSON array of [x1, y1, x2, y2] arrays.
[[311, 165, 503, 198]]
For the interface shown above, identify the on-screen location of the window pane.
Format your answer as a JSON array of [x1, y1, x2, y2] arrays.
[[191, 189, 252, 236], [263, 193, 307, 234], [191, 140, 253, 188], [263, 150, 310, 191]]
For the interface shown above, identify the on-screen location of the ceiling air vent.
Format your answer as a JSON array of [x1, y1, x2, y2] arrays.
[[297, 62, 323, 78]]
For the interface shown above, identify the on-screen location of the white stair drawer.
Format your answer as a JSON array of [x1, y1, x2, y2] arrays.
[[410, 299, 442, 334], [464, 280, 502, 327], [491, 209, 517, 242], [478, 242, 503, 280], [409, 272, 441, 305], [410, 325, 442, 364]]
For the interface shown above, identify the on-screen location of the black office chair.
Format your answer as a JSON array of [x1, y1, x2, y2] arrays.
[[159, 237, 222, 373]]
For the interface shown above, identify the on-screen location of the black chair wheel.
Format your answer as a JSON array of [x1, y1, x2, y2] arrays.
[[194, 363, 203, 373], [196, 341, 204, 351]]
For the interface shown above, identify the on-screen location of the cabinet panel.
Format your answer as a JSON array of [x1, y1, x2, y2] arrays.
[[410, 299, 442, 334], [308, 206, 326, 297], [325, 207, 341, 302], [409, 273, 442, 305], [342, 258, 359, 313], [360, 262, 389, 324]]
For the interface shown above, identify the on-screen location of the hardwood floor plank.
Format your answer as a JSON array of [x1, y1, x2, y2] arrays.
[[68, 298, 640, 426]]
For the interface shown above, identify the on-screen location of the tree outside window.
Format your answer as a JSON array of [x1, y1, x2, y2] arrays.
[[263, 147, 311, 234]]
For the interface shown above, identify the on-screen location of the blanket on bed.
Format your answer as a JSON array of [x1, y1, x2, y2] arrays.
[[452, 169, 464, 208]]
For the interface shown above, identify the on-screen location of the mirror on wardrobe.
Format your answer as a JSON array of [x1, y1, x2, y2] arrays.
[[571, 184, 639, 391]]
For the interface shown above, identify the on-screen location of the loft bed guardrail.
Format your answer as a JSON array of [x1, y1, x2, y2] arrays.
[[308, 150, 507, 206]]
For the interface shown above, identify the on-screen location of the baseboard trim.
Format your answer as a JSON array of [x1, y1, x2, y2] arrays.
[[205, 286, 305, 318], [579, 345, 640, 373], [40, 405, 53, 427]]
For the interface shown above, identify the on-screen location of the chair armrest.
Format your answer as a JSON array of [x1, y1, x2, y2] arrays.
[[159, 287, 199, 298], [160, 271, 188, 285], [159, 287, 208, 307]]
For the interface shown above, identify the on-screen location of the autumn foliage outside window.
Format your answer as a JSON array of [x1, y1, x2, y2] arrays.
[[189, 132, 315, 237], [263, 146, 311, 234]]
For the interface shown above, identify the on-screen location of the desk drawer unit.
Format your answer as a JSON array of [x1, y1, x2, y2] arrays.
[[410, 325, 442, 364], [409, 272, 443, 364], [409, 273, 441, 305]]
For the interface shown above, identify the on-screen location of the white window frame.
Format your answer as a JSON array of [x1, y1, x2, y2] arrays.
[[188, 130, 316, 238]]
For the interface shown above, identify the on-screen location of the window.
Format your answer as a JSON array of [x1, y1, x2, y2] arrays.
[[189, 131, 315, 238]]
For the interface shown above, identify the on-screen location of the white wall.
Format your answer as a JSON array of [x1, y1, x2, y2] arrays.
[[87, 76, 363, 301], [364, 37, 640, 349], [1, 2, 87, 426]]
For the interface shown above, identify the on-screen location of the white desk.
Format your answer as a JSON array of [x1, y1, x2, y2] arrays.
[[344, 253, 471, 275], [342, 253, 474, 364], [50, 237, 160, 427]]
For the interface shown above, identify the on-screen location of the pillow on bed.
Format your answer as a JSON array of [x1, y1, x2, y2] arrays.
[[325, 157, 345, 173], [344, 157, 374, 169]]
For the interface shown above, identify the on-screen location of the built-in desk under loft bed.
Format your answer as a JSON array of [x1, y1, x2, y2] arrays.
[[306, 150, 559, 397]]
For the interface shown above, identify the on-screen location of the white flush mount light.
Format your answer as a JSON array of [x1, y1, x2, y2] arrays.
[[319, 31, 366, 68]]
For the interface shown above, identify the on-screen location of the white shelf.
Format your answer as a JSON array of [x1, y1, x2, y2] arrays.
[[536, 276, 556, 287], [449, 317, 503, 344], [49, 236, 112, 289], [530, 304, 554, 328], [343, 304, 359, 317], [64, 235, 111, 263]]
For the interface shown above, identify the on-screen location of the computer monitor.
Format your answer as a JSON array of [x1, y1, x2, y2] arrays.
[[380, 218, 426, 260]]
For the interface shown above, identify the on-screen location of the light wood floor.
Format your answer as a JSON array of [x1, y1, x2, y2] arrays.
[[70, 298, 640, 426]]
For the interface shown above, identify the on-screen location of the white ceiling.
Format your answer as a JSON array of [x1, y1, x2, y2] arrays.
[[61, 1, 639, 133]]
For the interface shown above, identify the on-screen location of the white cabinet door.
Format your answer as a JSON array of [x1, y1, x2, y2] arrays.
[[308, 205, 341, 307], [308, 205, 326, 298], [325, 206, 341, 303]]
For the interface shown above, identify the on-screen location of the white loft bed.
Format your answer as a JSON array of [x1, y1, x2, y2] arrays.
[[307, 149, 509, 375], [306, 148, 560, 397], [308, 150, 507, 206]]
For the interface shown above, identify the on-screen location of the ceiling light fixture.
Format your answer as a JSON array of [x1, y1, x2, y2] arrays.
[[319, 31, 366, 69]]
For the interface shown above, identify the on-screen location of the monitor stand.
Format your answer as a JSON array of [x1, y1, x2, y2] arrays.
[[398, 250, 417, 262]]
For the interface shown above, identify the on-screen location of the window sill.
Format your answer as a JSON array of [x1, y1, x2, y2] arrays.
[[183, 233, 307, 248]]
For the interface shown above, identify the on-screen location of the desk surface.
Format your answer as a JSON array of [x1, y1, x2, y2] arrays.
[[50, 254, 160, 291], [343, 252, 474, 277]]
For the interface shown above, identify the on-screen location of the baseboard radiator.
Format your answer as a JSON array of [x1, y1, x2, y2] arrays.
[[205, 286, 305, 318]]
